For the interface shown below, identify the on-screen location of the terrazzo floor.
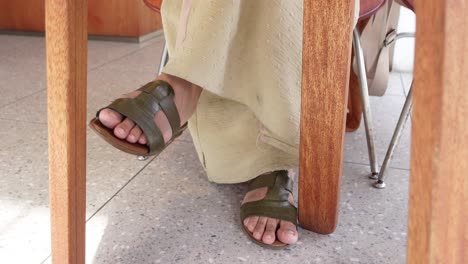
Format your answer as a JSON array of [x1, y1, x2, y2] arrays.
[[0, 34, 413, 264]]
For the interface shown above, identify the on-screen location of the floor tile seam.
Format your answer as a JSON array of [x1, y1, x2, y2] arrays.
[[87, 38, 166, 73], [0, 38, 165, 111], [40, 155, 158, 263], [0, 117, 47, 125], [36, 157, 405, 264], [84, 156, 157, 222], [0, 89, 46, 111], [342, 160, 410, 172]]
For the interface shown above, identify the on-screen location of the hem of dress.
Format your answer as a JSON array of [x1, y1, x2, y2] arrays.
[[205, 163, 298, 184]]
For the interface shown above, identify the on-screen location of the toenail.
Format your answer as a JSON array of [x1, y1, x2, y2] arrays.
[[286, 230, 296, 236], [117, 128, 125, 135], [128, 135, 135, 141]]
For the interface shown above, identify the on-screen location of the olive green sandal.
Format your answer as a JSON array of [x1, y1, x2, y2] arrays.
[[89, 80, 187, 157], [240, 170, 298, 249]]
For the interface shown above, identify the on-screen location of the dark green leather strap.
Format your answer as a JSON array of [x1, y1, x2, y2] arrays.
[[97, 80, 182, 155], [240, 171, 298, 226], [106, 97, 165, 155], [139, 80, 181, 135], [248, 170, 293, 193]]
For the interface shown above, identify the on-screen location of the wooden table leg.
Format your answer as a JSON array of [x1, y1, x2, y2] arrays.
[[299, 1, 355, 234], [407, 0, 468, 263], [46, 0, 87, 263]]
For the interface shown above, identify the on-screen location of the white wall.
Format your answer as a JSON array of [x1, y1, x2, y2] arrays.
[[392, 8, 416, 73]]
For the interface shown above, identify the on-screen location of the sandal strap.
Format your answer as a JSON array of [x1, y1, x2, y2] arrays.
[[241, 200, 298, 224], [96, 80, 182, 155], [248, 170, 293, 193], [241, 171, 298, 225], [106, 96, 165, 155], [138, 81, 182, 135]]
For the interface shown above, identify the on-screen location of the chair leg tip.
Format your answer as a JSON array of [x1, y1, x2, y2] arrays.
[[368, 172, 379, 180], [137, 156, 148, 161], [373, 180, 386, 189]]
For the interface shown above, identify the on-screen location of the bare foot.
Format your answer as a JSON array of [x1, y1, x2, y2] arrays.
[[98, 73, 202, 144], [242, 174, 299, 245]]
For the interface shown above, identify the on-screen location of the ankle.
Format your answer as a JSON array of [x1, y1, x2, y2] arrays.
[[156, 74, 201, 125]]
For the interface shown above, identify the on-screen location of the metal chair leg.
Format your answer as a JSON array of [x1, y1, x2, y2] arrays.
[[373, 82, 413, 189], [137, 42, 170, 162], [353, 29, 380, 178]]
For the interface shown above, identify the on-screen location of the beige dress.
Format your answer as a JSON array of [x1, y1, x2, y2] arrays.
[[161, 0, 359, 183]]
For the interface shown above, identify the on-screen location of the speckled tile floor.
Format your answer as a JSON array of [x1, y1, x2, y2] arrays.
[[0, 34, 412, 264]]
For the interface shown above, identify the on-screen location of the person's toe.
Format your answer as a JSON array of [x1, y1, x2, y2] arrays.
[[99, 109, 123, 129], [261, 218, 278, 244], [114, 118, 135, 139], [243, 217, 250, 227], [253, 217, 267, 240], [138, 135, 147, 145], [246, 216, 259, 233], [127, 126, 143, 143], [277, 220, 298, 244]]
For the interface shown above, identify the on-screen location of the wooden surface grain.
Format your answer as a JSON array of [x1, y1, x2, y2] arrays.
[[407, 0, 468, 263], [137, 0, 163, 36], [45, 0, 87, 262], [0, 0, 161, 37], [0, 0, 45, 32], [87, 0, 162, 37], [299, 1, 355, 233]]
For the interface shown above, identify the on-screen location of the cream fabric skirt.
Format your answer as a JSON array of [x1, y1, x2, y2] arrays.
[[161, 0, 359, 183]]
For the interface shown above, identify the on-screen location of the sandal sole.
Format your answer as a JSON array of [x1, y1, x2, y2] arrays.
[[89, 117, 187, 157]]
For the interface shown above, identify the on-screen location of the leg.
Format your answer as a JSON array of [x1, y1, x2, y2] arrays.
[[353, 29, 380, 178], [46, 0, 87, 262], [407, 0, 468, 262], [374, 82, 413, 189], [299, 1, 355, 234]]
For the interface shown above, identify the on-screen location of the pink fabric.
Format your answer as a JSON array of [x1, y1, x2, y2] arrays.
[[359, 0, 386, 20], [397, 0, 414, 11]]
